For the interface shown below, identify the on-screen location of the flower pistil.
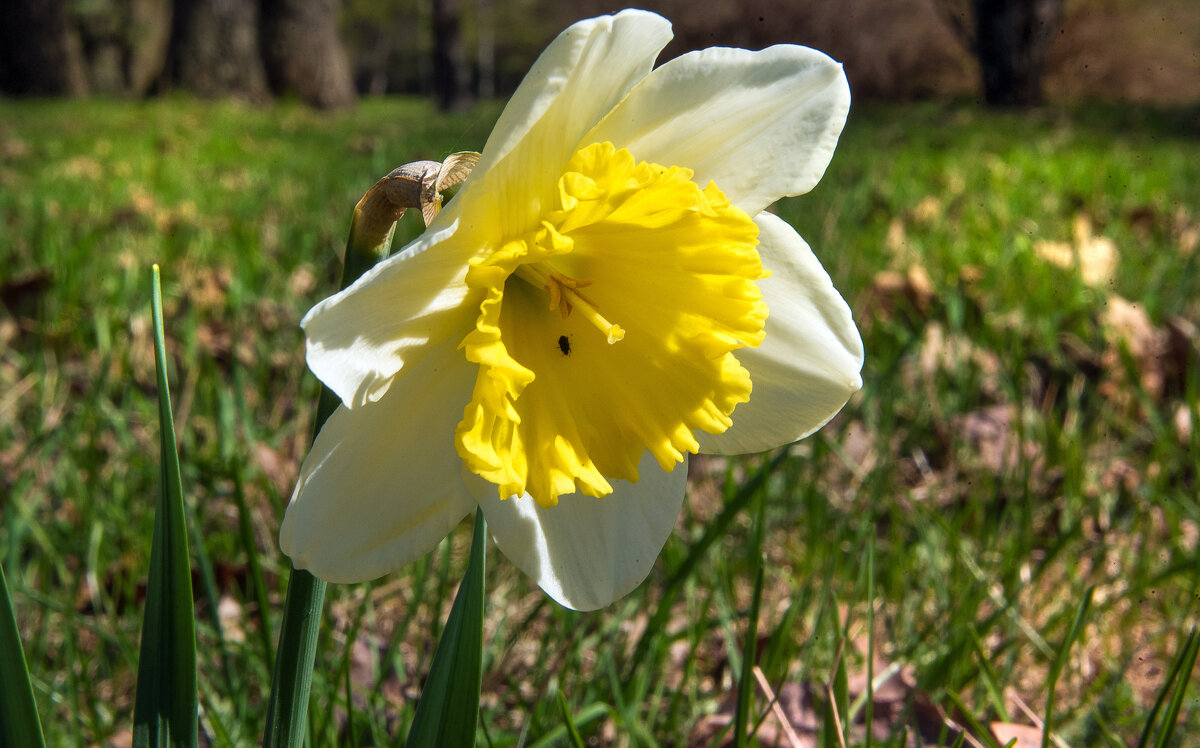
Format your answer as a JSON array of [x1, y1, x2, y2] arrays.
[[513, 262, 626, 343]]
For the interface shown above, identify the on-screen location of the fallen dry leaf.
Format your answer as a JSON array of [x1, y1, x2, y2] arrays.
[[1174, 403, 1193, 443], [912, 195, 943, 224], [885, 218, 909, 258], [906, 265, 936, 314], [1, 135, 30, 160], [288, 264, 318, 297], [218, 594, 246, 643], [1175, 206, 1198, 256], [1099, 294, 1169, 401], [990, 722, 1042, 747], [861, 267, 938, 327], [1033, 213, 1119, 288], [689, 636, 978, 747], [955, 403, 1043, 476]]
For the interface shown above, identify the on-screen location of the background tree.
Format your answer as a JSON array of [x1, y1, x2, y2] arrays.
[[75, 0, 172, 96], [0, 0, 355, 109], [0, 0, 91, 96], [935, 0, 1066, 106], [431, 0, 472, 111], [163, 0, 272, 101], [2, 0, 1194, 107], [260, 0, 357, 109]]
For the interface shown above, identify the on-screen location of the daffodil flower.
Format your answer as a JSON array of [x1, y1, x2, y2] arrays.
[[279, 9, 863, 610]]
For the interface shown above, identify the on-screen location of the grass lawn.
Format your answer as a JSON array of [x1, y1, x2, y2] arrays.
[[1, 95, 1198, 745]]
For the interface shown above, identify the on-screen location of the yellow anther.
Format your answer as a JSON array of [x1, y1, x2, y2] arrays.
[[515, 263, 625, 343]]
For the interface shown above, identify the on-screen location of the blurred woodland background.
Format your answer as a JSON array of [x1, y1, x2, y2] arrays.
[[3, 0, 1199, 110]]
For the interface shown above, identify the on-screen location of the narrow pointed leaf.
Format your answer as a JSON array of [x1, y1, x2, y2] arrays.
[[864, 535, 876, 748], [133, 265, 198, 748], [404, 511, 487, 748], [0, 562, 46, 748], [820, 604, 849, 748], [1147, 626, 1199, 748], [1042, 586, 1093, 748], [733, 559, 765, 747], [734, 488, 768, 748], [557, 691, 586, 748]]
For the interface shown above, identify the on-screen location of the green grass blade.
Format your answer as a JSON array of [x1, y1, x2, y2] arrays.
[[1147, 626, 1199, 748], [0, 562, 46, 748], [529, 703, 609, 748], [824, 612, 850, 748], [132, 264, 199, 748], [734, 486, 768, 748], [968, 625, 1011, 723], [404, 510, 487, 748], [1138, 648, 1193, 743], [556, 690, 587, 748], [813, 595, 850, 748], [942, 690, 1003, 748], [733, 559, 765, 748], [864, 534, 875, 748], [1042, 585, 1094, 748]]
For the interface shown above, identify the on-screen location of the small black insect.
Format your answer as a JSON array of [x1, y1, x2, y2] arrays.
[[557, 334, 572, 356]]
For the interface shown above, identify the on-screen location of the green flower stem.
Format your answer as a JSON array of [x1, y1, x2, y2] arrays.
[[263, 169, 421, 748]]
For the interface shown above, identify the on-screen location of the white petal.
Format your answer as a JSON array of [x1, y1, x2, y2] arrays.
[[279, 336, 478, 582], [302, 217, 481, 408], [479, 452, 687, 611], [470, 10, 673, 230], [697, 213, 863, 455], [478, 10, 671, 176], [587, 44, 850, 215]]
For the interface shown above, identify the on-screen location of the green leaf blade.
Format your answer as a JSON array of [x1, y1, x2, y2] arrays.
[[557, 691, 587, 748], [0, 562, 47, 748], [404, 510, 487, 748], [132, 265, 198, 748]]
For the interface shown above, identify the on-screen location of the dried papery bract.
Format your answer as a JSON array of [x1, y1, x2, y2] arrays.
[[341, 151, 481, 261]]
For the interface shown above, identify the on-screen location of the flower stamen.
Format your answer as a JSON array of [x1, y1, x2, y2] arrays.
[[515, 262, 626, 343]]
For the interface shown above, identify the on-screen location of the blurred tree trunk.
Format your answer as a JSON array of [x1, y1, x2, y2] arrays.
[[973, 0, 1062, 105], [0, 0, 90, 95], [163, 0, 271, 99], [127, 0, 174, 95], [260, 0, 357, 110], [475, 0, 495, 99], [935, 0, 1064, 106], [75, 0, 172, 96], [431, 0, 471, 111], [2, 0, 357, 106]]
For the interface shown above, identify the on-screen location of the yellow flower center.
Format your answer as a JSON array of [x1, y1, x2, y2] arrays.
[[455, 141, 767, 506]]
